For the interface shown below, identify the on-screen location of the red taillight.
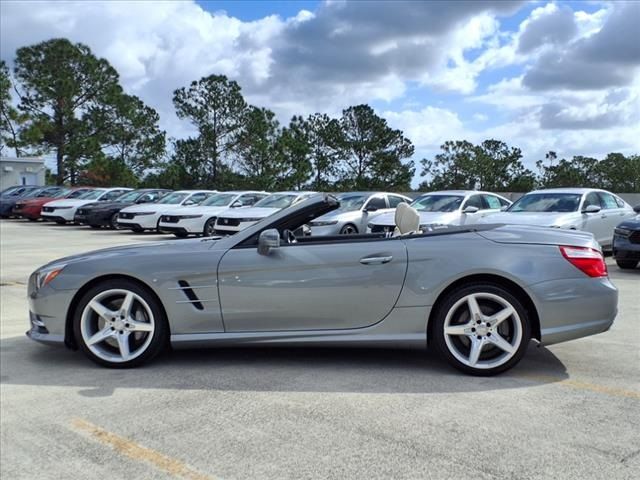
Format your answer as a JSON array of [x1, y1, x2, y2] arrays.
[[559, 246, 608, 278]]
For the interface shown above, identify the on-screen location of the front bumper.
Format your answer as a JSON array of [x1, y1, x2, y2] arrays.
[[26, 283, 74, 348], [159, 225, 189, 235], [531, 276, 618, 346], [42, 208, 76, 221], [117, 213, 159, 230], [214, 220, 258, 235], [159, 216, 205, 234], [612, 233, 640, 260]]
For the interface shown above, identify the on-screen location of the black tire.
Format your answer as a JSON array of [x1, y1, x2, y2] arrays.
[[203, 218, 217, 237], [109, 212, 120, 230], [431, 283, 531, 376], [73, 279, 169, 368], [616, 259, 638, 269], [340, 223, 358, 235]]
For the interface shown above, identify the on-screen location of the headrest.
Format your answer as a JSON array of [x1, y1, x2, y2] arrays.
[[394, 202, 420, 235]]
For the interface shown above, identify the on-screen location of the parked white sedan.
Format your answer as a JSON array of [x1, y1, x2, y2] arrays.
[[477, 188, 635, 250], [367, 190, 511, 233], [117, 190, 216, 232], [158, 191, 269, 237], [41, 188, 132, 224], [214, 191, 317, 235]]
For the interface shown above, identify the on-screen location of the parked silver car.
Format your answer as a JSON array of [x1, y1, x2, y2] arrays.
[[309, 191, 412, 235], [368, 190, 511, 233], [479, 188, 635, 251], [27, 194, 617, 375]]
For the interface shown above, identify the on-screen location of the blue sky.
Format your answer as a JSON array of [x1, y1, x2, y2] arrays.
[[1, 0, 638, 185]]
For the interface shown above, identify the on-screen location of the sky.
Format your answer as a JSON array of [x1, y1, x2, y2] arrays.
[[1, 0, 639, 186]]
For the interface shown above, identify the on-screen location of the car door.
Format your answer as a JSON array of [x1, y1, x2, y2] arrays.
[[597, 192, 626, 247], [581, 192, 608, 245], [459, 194, 484, 224], [217, 237, 408, 332], [480, 194, 507, 219]]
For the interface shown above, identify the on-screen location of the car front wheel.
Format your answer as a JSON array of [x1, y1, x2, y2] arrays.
[[203, 218, 216, 237], [340, 223, 358, 235], [73, 279, 169, 368], [616, 259, 638, 269], [432, 283, 531, 376]]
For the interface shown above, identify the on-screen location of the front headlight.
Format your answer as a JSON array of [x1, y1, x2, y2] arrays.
[[53, 206, 73, 210], [131, 211, 156, 216], [239, 217, 262, 222], [177, 215, 202, 219], [310, 220, 338, 227], [35, 264, 66, 290], [614, 227, 631, 237]]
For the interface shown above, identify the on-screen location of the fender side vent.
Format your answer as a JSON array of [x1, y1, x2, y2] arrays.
[[178, 280, 204, 310]]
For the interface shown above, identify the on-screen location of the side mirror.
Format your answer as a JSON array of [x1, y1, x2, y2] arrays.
[[231, 200, 243, 208], [258, 228, 280, 255], [500, 205, 509, 212], [364, 205, 378, 213], [462, 206, 479, 214], [183, 200, 195, 206], [582, 204, 601, 214], [136, 196, 151, 204], [633, 205, 640, 214]]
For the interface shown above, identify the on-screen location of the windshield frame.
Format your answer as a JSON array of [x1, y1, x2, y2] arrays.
[[410, 194, 464, 213], [253, 194, 298, 209]]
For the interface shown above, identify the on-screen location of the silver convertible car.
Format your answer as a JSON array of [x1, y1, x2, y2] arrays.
[[27, 194, 617, 375]]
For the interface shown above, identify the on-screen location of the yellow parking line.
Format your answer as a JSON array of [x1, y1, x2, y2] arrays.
[[70, 418, 218, 480], [517, 374, 640, 400]]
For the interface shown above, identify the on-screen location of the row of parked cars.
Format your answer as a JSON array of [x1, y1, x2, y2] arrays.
[[1, 184, 639, 269]]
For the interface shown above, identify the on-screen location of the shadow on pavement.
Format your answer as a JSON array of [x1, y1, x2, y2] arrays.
[[0, 336, 568, 397]]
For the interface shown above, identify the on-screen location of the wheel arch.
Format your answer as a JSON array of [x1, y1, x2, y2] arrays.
[[426, 273, 541, 345], [64, 274, 169, 350]]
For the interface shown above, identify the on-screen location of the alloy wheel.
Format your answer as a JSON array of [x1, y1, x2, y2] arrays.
[[443, 292, 522, 370], [80, 289, 155, 363], [340, 224, 358, 235]]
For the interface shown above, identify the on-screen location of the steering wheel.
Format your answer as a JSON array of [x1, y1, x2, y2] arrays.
[[283, 229, 297, 244]]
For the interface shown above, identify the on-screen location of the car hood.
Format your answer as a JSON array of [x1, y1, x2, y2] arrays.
[[370, 211, 459, 226], [164, 205, 231, 216], [43, 199, 99, 207], [478, 211, 577, 227], [120, 203, 184, 213], [218, 206, 280, 219], [81, 201, 134, 210], [617, 216, 640, 229], [313, 209, 362, 222], [39, 237, 227, 270]]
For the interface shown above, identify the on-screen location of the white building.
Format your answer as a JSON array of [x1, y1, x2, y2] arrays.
[[0, 157, 46, 191]]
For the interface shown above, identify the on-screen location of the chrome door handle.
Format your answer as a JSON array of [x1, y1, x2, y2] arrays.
[[601, 214, 607, 218], [360, 256, 393, 265]]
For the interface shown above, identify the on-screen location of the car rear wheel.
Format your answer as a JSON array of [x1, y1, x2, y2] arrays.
[[340, 223, 358, 235], [73, 279, 168, 368], [616, 259, 638, 269], [432, 283, 531, 376], [203, 218, 217, 237]]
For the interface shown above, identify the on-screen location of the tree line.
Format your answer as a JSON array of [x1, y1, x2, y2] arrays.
[[1, 38, 639, 192]]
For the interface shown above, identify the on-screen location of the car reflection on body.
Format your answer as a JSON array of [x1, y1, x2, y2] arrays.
[[367, 190, 511, 234], [214, 191, 316, 235], [309, 191, 412, 235], [478, 188, 635, 251], [27, 194, 617, 376]]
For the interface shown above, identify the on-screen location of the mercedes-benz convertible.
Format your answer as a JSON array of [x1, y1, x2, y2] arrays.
[[27, 194, 617, 375]]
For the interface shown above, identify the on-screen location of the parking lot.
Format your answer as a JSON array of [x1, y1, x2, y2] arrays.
[[1, 219, 639, 480]]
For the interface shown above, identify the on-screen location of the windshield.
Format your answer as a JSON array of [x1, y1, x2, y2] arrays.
[[157, 192, 189, 205], [78, 190, 105, 200], [201, 193, 236, 207], [508, 193, 581, 213], [336, 194, 368, 211], [115, 191, 145, 203], [67, 189, 91, 199], [253, 194, 297, 209], [411, 195, 463, 212], [52, 188, 72, 198]]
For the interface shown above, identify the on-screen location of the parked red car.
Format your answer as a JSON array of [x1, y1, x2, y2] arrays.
[[13, 187, 94, 221]]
